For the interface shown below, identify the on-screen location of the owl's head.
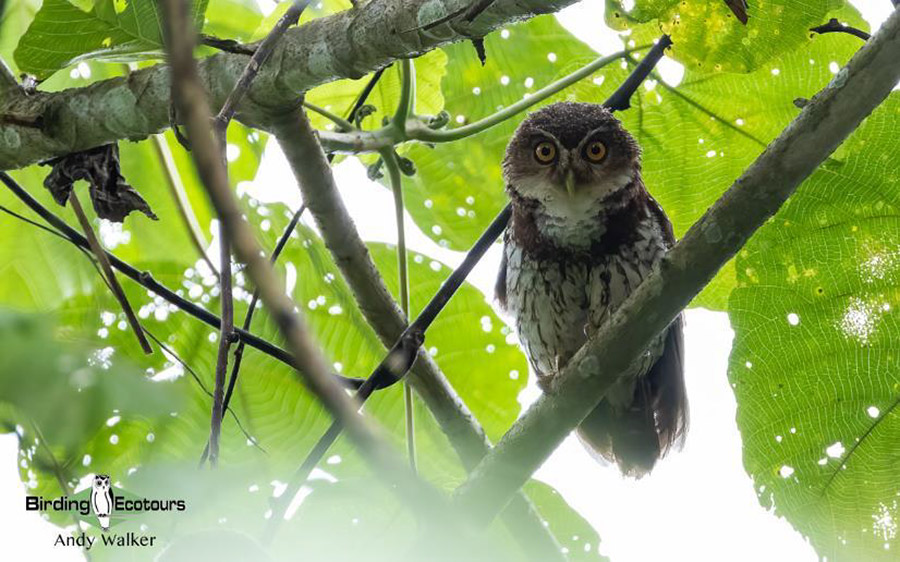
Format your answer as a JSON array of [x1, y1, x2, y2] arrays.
[[92, 474, 111, 491], [503, 102, 640, 206]]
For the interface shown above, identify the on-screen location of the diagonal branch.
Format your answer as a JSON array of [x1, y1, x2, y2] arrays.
[[452, 7, 900, 524], [203, 0, 311, 469], [0, 0, 577, 171], [67, 190, 153, 355], [272, 112, 561, 559], [200, 205, 305, 465], [160, 0, 455, 524]]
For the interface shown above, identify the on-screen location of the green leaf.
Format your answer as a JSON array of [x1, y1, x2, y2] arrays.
[[728, 94, 900, 561], [0, 308, 179, 522], [524, 480, 608, 561], [14, 0, 209, 79], [202, 0, 262, 42], [404, 6, 864, 309], [606, 0, 844, 72], [305, 49, 447, 133]]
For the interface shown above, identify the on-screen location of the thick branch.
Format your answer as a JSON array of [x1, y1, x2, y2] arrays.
[[0, 0, 575, 170], [271, 112, 564, 560], [453, 8, 900, 523]]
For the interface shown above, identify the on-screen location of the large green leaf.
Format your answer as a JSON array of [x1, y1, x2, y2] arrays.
[[728, 94, 900, 561], [606, 0, 843, 72], [398, 7, 865, 309], [14, 0, 208, 79]]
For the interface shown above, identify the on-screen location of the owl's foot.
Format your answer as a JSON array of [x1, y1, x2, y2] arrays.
[[536, 372, 555, 394]]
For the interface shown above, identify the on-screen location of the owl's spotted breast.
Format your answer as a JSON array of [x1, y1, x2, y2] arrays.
[[499, 181, 668, 391], [497, 101, 687, 477]]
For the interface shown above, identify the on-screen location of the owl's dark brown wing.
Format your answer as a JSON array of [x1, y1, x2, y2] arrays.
[[647, 315, 689, 455], [495, 242, 508, 310]]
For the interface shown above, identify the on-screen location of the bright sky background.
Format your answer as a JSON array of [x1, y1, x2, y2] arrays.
[[1, 1, 894, 561]]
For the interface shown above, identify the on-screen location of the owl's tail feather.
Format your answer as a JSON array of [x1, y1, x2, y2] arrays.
[[578, 401, 660, 477], [577, 318, 688, 478]]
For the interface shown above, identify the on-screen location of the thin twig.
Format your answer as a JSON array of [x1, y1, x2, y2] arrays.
[[200, 34, 256, 55], [200, 205, 305, 465], [810, 18, 871, 41], [68, 191, 153, 355], [345, 67, 388, 122], [142, 328, 263, 452], [389, 58, 416, 472], [604, 36, 672, 111], [303, 101, 355, 131], [150, 134, 217, 275], [0, 173, 362, 386], [0, 56, 17, 90], [207, 224, 233, 468], [382, 149, 416, 472], [212, 0, 312, 136]]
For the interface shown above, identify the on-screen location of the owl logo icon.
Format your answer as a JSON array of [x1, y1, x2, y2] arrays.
[[90, 474, 114, 531]]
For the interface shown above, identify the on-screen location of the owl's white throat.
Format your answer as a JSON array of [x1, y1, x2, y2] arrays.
[[519, 171, 635, 248]]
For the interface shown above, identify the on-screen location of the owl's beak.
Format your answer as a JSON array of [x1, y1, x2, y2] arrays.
[[564, 169, 576, 198]]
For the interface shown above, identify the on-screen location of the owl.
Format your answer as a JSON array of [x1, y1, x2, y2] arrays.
[[90, 474, 113, 531], [496, 102, 688, 477]]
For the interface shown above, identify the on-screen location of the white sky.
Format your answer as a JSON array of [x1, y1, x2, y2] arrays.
[[1, 1, 893, 561]]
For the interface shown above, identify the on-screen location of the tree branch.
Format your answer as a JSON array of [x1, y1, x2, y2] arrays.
[[0, 0, 576, 171], [0, 171, 326, 380], [160, 0, 455, 524], [604, 36, 672, 111], [205, 1, 312, 469], [319, 47, 637, 151], [453, 7, 900, 524], [212, 0, 311, 138], [381, 147, 416, 471], [271, 111, 564, 561], [810, 18, 871, 41], [200, 205, 305, 465], [67, 190, 153, 355], [0, 57, 17, 91]]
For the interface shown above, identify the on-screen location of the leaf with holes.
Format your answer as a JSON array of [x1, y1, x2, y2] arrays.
[[399, 6, 864, 309], [728, 94, 900, 561], [605, 0, 843, 72]]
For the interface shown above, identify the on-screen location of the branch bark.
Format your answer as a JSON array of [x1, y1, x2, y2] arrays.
[[271, 111, 564, 560], [0, 0, 575, 171], [453, 7, 900, 524]]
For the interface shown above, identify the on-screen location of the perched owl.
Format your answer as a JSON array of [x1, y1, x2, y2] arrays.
[[90, 474, 113, 531], [496, 102, 688, 477]]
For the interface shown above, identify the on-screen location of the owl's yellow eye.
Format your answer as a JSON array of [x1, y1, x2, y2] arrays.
[[533, 141, 557, 164], [584, 140, 607, 162]]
